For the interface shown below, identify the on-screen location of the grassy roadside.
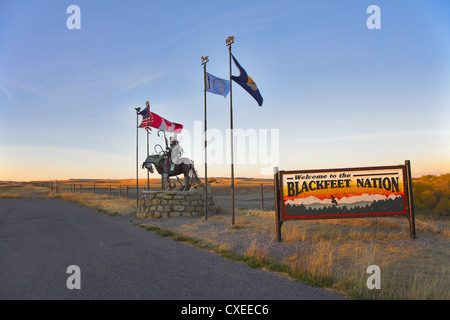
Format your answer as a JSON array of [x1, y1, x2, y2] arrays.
[[136, 212, 449, 300], [133, 223, 338, 293], [1, 182, 449, 299], [0, 182, 137, 216]]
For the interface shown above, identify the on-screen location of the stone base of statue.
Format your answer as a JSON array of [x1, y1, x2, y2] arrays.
[[136, 185, 215, 219]]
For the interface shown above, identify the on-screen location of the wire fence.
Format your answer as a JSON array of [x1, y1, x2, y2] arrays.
[[34, 179, 276, 211], [39, 181, 143, 201]]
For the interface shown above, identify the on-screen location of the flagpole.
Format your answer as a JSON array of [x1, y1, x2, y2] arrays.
[[147, 122, 150, 190], [135, 107, 141, 208], [227, 36, 235, 226], [202, 56, 209, 220]]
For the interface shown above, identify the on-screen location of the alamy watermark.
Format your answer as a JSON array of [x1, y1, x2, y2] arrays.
[[367, 5, 381, 30], [67, 5, 381, 31], [166, 121, 279, 176], [366, 265, 381, 289], [66, 5, 81, 30], [66, 265, 81, 289]]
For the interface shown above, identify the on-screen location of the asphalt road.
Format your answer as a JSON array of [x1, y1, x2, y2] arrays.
[[0, 198, 344, 300]]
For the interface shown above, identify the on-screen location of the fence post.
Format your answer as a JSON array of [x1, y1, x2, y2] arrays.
[[126, 186, 129, 200], [109, 185, 111, 197], [93, 184, 95, 194], [260, 183, 264, 211], [80, 184, 82, 193]]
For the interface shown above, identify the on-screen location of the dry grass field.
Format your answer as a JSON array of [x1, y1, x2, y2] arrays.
[[1, 178, 449, 300]]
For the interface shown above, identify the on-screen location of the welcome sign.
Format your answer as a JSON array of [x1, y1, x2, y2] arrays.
[[273, 162, 416, 241], [282, 166, 406, 219]]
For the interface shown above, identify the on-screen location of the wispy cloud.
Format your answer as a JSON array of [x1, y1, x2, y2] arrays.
[[2, 64, 167, 106], [0, 84, 13, 103]]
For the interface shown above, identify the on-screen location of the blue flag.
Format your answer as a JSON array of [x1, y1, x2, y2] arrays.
[[205, 72, 230, 98], [231, 54, 263, 106]]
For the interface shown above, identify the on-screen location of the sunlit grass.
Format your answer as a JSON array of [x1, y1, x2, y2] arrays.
[[48, 191, 137, 216]]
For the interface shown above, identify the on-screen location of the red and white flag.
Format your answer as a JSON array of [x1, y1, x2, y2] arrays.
[[138, 102, 183, 134]]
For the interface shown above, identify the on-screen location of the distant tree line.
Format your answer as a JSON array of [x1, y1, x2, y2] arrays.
[[412, 174, 449, 218], [285, 197, 405, 217]]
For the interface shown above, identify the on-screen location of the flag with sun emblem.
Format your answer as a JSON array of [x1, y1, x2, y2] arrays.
[[230, 54, 263, 106]]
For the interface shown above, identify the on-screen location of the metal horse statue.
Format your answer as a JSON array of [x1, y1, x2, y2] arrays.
[[142, 131, 200, 191]]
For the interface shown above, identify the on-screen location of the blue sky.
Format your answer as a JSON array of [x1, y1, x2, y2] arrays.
[[1, 0, 449, 181]]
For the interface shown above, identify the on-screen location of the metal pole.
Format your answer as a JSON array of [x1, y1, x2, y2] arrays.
[[135, 107, 141, 207], [227, 36, 235, 225], [147, 122, 150, 190], [202, 56, 209, 219], [145, 105, 150, 190]]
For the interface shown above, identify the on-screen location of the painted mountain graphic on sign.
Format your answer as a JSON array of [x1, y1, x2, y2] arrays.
[[285, 193, 401, 208], [284, 193, 406, 217]]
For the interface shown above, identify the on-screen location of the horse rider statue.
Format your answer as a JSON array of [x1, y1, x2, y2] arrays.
[[162, 132, 183, 188], [142, 130, 200, 191], [169, 133, 182, 172]]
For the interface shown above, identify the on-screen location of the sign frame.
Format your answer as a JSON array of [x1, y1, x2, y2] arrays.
[[274, 161, 416, 241]]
